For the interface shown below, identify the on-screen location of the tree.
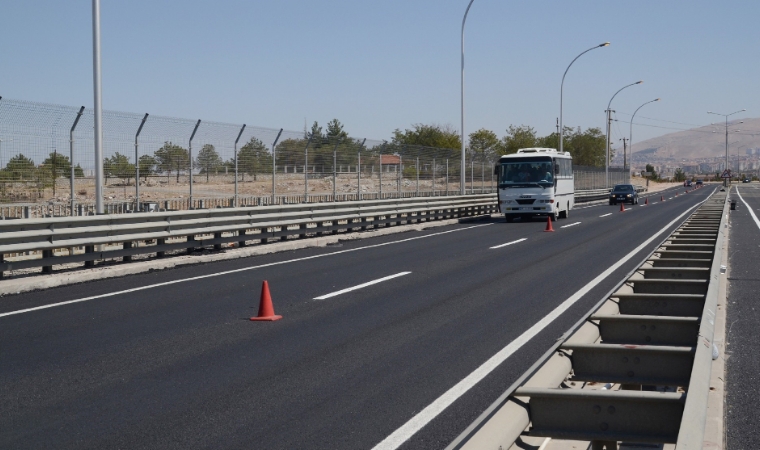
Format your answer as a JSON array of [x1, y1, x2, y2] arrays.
[[674, 168, 686, 182], [104, 152, 136, 184], [237, 137, 272, 181], [42, 151, 72, 180], [646, 164, 658, 181], [326, 119, 349, 141], [154, 142, 189, 183], [468, 129, 502, 163], [138, 155, 156, 181], [501, 125, 538, 155], [74, 164, 85, 177], [392, 123, 461, 150], [564, 127, 606, 166], [195, 144, 223, 181], [4, 154, 36, 180]]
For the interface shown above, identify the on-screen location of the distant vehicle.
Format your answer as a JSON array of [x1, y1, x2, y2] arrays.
[[696, 179, 703, 186], [684, 180, 692, 187], [495, 148, 574, 222], [743, 178, 751, 183], [609, 184, 638, 205]]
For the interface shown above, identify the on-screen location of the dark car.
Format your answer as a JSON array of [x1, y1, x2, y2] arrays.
[[743, 178, 751, 183], [696, 179, 703, 186], [609, 184, 638, 205]]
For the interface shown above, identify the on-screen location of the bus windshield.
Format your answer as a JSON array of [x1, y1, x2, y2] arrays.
[[498, 157, 554, 188]]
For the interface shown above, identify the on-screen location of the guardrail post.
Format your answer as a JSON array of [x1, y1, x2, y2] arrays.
[[187, 235, 196, 254], [0, 253, 4, 279], [41, 249, 54, 273], [446, 159, 449, 196], [156, 239, 166, 257], [214, 232, 223, 250], [23, 206, 30, 219], [280, 226, 288, 241], [238, 230, 247, 247], [84, 245, 95, 267], [298, 224, 307, 239], [123, 241, 132, 262]]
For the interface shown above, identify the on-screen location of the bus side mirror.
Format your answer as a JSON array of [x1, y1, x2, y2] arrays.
[[494, 165, 499, 175], [554, 165, 560, 174]]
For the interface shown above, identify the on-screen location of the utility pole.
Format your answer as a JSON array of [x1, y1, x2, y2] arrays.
[[621, 137, 628, 169], [556, 118, 559, 137]]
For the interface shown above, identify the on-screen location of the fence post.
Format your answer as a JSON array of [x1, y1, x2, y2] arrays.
[[432, 157, 436, 195], [416, 156, 420, 196], [398, 151, 403, 197], [303, 134, 312, 203], [356, 138, 366, 201], [188, 119, 201, 209], [481, 161, 484, 193], [133, 113, 149, 212], [446, 159, 449, 196], [234, 124, 246, 208], [379, 144, 385, 198], [69, 106, 85, 216], [332, 137, 342, 201], [271, 128, 283, 204]]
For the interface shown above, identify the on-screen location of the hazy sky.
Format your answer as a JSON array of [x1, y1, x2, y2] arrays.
[[1, 0, 758, 149]]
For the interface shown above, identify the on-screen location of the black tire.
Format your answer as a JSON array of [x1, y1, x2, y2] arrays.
[[505, 215, 514, 223], [565, 207, 569, 219]]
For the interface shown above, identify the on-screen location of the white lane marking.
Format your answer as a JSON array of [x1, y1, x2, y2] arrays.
[[560, 222, 581, 228], [735, 188, 760, 231], [0, 223, 492, 318], [490, 238, 527, 249], [599, 213, 613, 218], [314, 272, 411, 300], [370, 200, 704, 450]]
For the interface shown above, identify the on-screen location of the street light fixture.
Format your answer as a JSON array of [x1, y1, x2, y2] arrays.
[[460, 0, 476, 195], [708, 109, 745, 185], [559, 42, 610, 154], [629, 98, 660, 176], [605, 80, 642, 188]]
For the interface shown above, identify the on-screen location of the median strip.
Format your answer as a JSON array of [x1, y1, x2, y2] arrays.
[[313, 272, 411, 300]]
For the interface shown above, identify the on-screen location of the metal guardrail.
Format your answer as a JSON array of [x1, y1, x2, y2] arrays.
[[0, 195, 497, 277], [448, 190, 727, 449], [575, 185, 647, 203]]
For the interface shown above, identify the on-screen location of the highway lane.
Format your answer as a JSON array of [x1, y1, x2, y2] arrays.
[[725, 183, 760, 449], [0, 184, 711, 450]]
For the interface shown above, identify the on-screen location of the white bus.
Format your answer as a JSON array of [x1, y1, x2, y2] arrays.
[[494, 148, 574, 222]]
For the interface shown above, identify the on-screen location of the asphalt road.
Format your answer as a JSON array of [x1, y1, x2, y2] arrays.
[[0, 185, 712, 450], [725, 183, 760, 449]]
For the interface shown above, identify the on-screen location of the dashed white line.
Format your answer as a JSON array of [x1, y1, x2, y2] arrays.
[[490, 238, 527, 249], [599, 213, 613, 218], [560, 222, 581, 228], [313, 272, 411, 300], [0, 223, 492, 318]]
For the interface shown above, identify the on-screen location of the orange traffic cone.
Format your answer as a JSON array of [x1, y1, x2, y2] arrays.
[[661, 195, 665, 202], [250, 280, 282, 321], [544, 216, 555, 232], [645, 197, 649, 205], [620, 202, 626, 212], [675, 192, 679, 197]]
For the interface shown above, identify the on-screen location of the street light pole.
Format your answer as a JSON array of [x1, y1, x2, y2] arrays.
[[629, 98, 660, 178], [92, 0, 104, 214], [559, 42, 610, 154], [605, 80, 642, 188], [708, 109, 745, 186], [460, 0, 475, 195]]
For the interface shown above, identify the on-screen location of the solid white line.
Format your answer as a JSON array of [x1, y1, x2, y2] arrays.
[[599, 213, 613, 218], [314, 272, 411, 300], [370, 200, 704, 450], [560, 222, 581, 228], [735, 188, 760, 231], [0, 223, 492, 318], [490, 238, 527, 249]]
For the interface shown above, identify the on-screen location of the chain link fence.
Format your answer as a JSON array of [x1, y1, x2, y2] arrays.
[[0, 98, 625, 218]]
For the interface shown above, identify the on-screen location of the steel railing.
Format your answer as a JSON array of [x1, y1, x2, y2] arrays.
[[0, 194, 497, 277], [448, 189, 727, 449]]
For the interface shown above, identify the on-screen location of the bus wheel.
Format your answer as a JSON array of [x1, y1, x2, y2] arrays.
[[505, 215, 513, 223], [564, 207, 569, 219], [550, 212, 557, 222]]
